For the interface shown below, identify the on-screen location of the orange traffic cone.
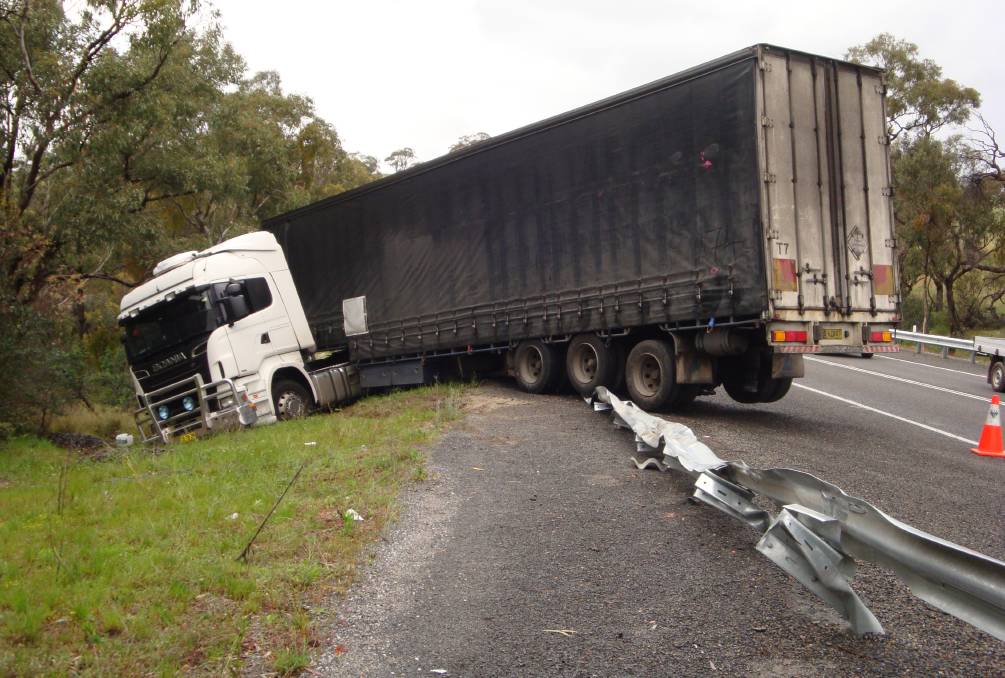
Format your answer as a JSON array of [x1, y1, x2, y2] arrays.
[[972, 395, 1004, 458]]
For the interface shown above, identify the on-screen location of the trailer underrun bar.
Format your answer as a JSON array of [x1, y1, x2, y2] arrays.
[[585, 387, 1005, 640]]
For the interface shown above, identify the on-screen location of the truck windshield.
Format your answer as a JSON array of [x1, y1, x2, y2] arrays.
[[121, 288, 219, 361]]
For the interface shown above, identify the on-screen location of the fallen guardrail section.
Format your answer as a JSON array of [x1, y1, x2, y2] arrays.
[[586, 386, 1005, 641]]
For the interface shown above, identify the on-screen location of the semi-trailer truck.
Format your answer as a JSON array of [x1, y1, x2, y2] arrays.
[[118, 44, 901, 443]]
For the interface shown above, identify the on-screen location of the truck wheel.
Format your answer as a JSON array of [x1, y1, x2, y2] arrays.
[[991, 361, 1005, 393], [513, 341, 562, 394], [566, 334, 624, 396], [273, 380, 313, 420], [625, 339, 678, 411]]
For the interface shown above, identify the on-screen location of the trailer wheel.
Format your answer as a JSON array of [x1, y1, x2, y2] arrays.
[[991, 361, 1005, 393], [513, 341, 562, 394], [670, 385, 701, 410], [722, 377, 761, 404], [273, 380, 314, 420], [625, 339, 678, 411], [723, 375, 792, 403], [758, 377, 792, 403], [565, 334, 624, 396]]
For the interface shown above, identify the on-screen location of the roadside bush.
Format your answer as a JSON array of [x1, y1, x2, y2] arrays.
[[51, 404, 135, 441], [0, 295, 82, 436]]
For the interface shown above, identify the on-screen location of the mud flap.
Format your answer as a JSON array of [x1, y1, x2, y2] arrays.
[[771, 353, 804, 379]]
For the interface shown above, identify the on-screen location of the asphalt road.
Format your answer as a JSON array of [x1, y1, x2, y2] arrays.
[[314, 351, 1005, 677]]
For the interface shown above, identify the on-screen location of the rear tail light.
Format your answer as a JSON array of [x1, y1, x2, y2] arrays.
[[771, 330, 808, 343], [869, 330, 892, 343]]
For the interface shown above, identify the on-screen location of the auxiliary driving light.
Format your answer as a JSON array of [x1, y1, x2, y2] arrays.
[[182, 396, 196, 412], [157, 405, 170, 420]]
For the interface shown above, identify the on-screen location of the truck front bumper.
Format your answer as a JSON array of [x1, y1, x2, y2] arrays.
[[134, 374, 258, 444]]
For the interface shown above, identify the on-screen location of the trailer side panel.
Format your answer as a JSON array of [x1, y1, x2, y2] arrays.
[[268, 59, 766, 360]]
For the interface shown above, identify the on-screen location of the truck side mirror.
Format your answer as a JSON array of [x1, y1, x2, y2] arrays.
[[222, 295, 250, 324], [219, 283, 250, 325]]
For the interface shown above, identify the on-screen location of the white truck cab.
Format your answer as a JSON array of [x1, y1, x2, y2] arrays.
[[119, 232, 356, 442]]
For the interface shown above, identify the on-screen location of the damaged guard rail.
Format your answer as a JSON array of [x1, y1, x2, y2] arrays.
[[585, 387, 1005, 641]]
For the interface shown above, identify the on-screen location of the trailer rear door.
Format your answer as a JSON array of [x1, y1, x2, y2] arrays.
[[756, 46, 897, 320]]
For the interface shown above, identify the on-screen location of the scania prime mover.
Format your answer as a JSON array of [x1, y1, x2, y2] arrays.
[[119, 45, 900, 442]]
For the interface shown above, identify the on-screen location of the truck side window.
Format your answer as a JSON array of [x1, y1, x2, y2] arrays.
[[245, 277, 273, 313]]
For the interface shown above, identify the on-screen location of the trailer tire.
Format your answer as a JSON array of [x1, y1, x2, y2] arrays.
[[723, 375, 791, 403], [722, 377, 762, 404], [273, 379, 314, 420], [566, 334, 624, 396], [625, 339, 678, 411], [991, 361, 1005, 393], [513, 341, 562, 394], [670, 385, 701, 410], [758, 377, 792, 403]]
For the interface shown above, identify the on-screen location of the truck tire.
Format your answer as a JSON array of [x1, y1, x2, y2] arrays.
[[625, 339, 678, 411], [991, 361, 1005, 393], [273, 380, 314, 420], [565, 334, 624, 396], [513, 341, 562, 394]]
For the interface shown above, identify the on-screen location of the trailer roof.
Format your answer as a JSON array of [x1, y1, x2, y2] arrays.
[[263, 44, 882, 227]]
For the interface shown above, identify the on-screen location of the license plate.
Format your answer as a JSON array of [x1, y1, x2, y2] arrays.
[[178, 431, 196, 443], [820, 328, 845, 341]]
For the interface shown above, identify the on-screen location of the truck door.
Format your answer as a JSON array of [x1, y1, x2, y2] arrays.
[[757, 48, 897, 318], [223, 276, 299, 377]]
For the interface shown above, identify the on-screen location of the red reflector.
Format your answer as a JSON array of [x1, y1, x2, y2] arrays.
[[784, 330, 808, 343], [870, 331, 892, 343]]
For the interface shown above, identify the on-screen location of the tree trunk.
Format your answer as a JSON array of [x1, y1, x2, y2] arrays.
[[944, 276, 961, 335], [921, 275, 930, 333], [933, 279, 944, 312]]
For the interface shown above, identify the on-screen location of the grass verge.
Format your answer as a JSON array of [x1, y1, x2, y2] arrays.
[[0, 384, 466, 676]]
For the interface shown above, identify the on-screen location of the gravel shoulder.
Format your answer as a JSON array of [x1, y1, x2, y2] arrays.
[[313, 381, 1005, 677]]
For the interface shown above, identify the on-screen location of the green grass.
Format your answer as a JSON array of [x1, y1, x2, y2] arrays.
[[0, 384, 466, 676]]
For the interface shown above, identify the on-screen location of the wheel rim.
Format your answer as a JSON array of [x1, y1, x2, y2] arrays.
[[635, 353, 662, 397], [994, 365, 1004, 390], [571, 343, 599, 385], [278, 390, 306, 418], [519, 346, 545, 384]]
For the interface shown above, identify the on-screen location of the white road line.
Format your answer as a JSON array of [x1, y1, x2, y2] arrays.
[[875, 354, 985, 378], [804, 356, 988, 402], [792, 383, 979, 445]]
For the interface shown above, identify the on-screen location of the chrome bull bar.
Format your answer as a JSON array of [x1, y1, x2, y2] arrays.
[[134, 373, 258, 443]]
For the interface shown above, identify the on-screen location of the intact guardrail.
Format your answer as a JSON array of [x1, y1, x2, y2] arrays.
[[892, 328, 979, 363]]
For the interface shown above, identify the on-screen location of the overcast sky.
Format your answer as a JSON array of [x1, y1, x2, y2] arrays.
[[209, 0, 1000, 172]]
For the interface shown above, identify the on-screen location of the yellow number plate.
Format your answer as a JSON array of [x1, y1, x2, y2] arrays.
[[178, 431, 196, 443], [820, 328, 844, 341]]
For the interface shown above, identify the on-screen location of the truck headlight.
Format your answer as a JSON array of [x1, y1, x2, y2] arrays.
[[182, 396, 196, 411], [157, 405, 170, 420]]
